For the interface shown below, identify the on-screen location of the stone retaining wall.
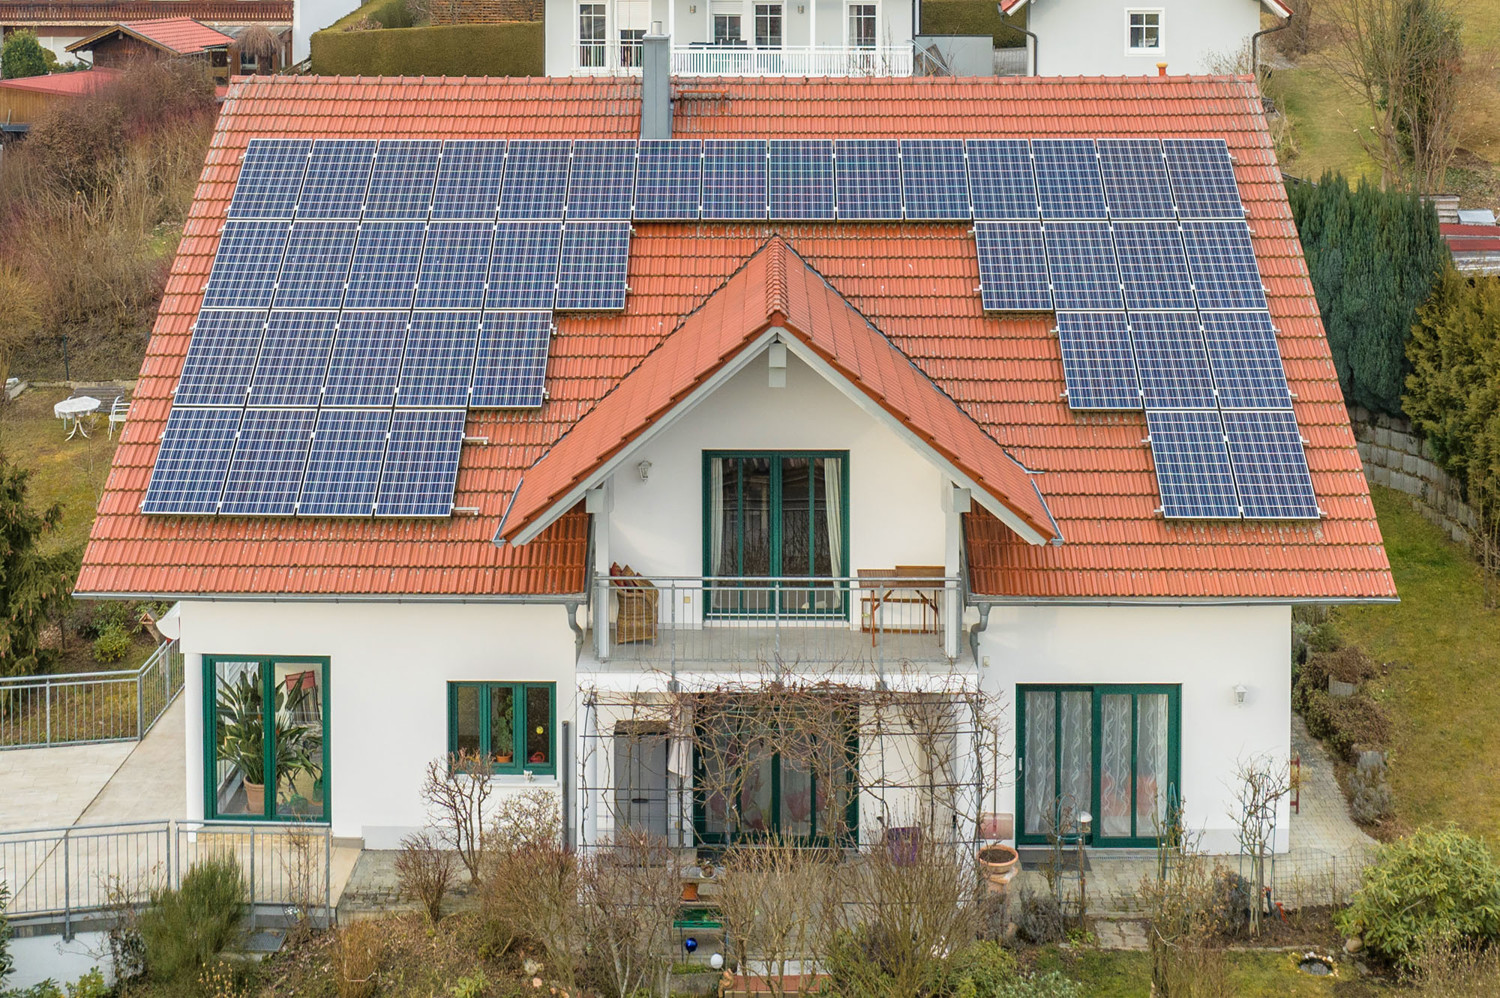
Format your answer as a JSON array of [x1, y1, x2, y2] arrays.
[[1347, 404, 1481, 546]]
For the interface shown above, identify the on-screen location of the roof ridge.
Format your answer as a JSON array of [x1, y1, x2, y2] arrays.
[[764, 236, 789, 320]]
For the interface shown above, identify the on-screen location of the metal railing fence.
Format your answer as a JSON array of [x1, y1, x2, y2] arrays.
[[0, 640, 184, 749], [0, 819, 333, 936]]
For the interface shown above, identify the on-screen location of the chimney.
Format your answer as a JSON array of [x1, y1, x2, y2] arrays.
[[641, 23, 671, 141], [1156, 62, 1168, 76]]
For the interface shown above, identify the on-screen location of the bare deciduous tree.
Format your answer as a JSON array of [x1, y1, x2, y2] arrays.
[[1229, 754, 1292, 937], [395, 831, 457, 923], [578, 831, 683, 998], [716, 840, 836, 997], [419, 750, 496, 884]]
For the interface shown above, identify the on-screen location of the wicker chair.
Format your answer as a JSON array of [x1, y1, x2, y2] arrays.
[[610, 564, 659, 645]]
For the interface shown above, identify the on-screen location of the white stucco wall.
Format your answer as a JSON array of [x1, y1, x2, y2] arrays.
[[978, 603, 1292, 853], [1026, 0, 1261, 76], [602, 349, 949, 581], [177, 600, 578, 848]]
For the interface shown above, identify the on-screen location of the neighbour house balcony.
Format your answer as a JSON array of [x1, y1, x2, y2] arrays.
[[576, 42, 914, 77], [585, 574, 962, 674]]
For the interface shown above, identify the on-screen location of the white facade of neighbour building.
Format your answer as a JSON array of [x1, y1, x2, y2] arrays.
[[1013, 0, 1280, 76]]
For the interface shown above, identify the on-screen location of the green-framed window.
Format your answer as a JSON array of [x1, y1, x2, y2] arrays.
[[702, 451, 851, 618], [205, 655, 330, 823], [692, 701, 859, 847], [1016, 684, 1180, 848], [447, 682, 557, 776]]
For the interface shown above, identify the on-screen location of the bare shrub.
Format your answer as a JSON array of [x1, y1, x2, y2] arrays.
[[334, 919, 383, 998], [419, 750, 497, 884], [1140, 816, 1232, 998], [716, 840, 835, 996], [396, 831, 457, 923], [578, 831, 684, 998], [478, 790, 581, 989], [1229, 755, 1292, 937], [0, 268, 39, 387], [1415, 943, 1500, 997], [281, 826, 324, 939]]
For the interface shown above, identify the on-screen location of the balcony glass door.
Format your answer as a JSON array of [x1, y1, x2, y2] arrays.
[[208, 656, 329, 822], [704, 451, 848, 617]]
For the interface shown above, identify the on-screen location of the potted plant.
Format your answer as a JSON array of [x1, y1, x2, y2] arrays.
[[216, 672, 319, 816], [493, 695, 515, 764], [977, 843, 1020, 895]]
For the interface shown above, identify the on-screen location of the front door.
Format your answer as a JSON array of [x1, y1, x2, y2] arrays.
[[1017, 685, 1179, 847]]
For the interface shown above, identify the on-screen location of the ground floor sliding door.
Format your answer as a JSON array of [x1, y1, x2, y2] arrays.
[[206, 656, 329, 822], [1017, 685, 1179, 847]]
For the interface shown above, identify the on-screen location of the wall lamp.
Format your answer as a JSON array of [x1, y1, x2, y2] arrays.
[[1233, 684, 1248, 706], [637, 460, 653, 482]]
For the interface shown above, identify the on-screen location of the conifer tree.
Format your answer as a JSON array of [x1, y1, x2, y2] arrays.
[[0, 455, 77, 678]]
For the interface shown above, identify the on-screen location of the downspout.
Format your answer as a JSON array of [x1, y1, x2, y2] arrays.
[[968, 604, 993, 667], [997, 4, 1038, 76], [1250, 12, 1290, 82]]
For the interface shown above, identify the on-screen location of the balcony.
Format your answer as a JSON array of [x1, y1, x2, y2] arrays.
[[585, 574, 961, 674], [575, 43, 914, 77]]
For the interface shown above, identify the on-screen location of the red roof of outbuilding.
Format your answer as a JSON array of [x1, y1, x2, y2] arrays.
[[0, 68, 121, 95], [76, 74, 1393, 602], [67, 17, 233, 56], [1442, 222, 1500, 253]]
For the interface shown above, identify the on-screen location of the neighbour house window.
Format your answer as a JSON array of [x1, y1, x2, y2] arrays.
[[239, 51, 259, 73], [755, 3, 783, 48], [713, 14, 743, 43], [1127, 10, 1162, 53], [580, 2, 607, 67], [848, 4, 876, 48], [620, 28, 646, 66], [448, 682, 556, 775], [206, 656, 329, 822]]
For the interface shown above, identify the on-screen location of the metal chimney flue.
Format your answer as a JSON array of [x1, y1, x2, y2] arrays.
[[642, 24, 671, 141]]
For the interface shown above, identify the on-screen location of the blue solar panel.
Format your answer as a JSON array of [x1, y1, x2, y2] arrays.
[[769, 140, 835, 221], [376, 409, 467, 517], [296, 140, 375, 220], [1223, 410, 1320, 519], [298, 408, 392, 517], [834, 139, 902, 221], [498, 140, 571, 220], [201, 220, 288, 309], [1130, 312, 1216, 409], [702, 140, 768, 221], [247, 311, 338, 407], [228, 139, 310, 220], [472, 311, 551, 408], [899, 139, 969, 220], [966, 139, 1038, 221], [1182, 220, 1266, 310], [397, 311, 480, 407], [432, 140, 506, 221], [567, 139, 636, 220], [344, 221, 425, 310], [1146, 410, 1240, 519], [274, 221, 358, 309], [1044, 221, 1122, 310], [176, 310, 266, 407], [323, 311, 409, 407], [633, 140, 701, 220], [365, 140, 441, 220], [1056, 312, 1140, 410], [1113, 220, 1194, 310], [1163, 138, 1244, 220], [487, 221, 561, 310], [1201, 312, 1293, 410], [140, 407, 243, 515], [975, 222, 1052, 311], [219, 408, 316, 517], [556, 221, 629, 311], [1097, 139, 1175, 219], [1032, 139, 1106, 220], [414, 222, 496, 310]]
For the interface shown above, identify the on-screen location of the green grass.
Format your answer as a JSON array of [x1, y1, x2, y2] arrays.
[[1028, 947, 1378, 997], [0, 386, 118, 556], [1330, 486, 1500, 842], [1267, 59, 1381, 183]]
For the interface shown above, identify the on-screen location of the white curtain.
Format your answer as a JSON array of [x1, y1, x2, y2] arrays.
[[823, 458, 843, 610], [710, 459, 726, 577]]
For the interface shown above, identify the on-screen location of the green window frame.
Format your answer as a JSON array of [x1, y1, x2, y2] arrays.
[[447, 682, 557, 777], [203, 655, 331, 824], [1015, 684, 1181, 849]]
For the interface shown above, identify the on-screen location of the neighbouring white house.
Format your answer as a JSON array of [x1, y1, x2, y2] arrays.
[[999, 0, 1292, 76], [77, 67, 1394, 862]]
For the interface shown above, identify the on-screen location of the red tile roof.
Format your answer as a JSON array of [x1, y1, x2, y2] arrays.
[[76, 74, 1393, 602], [1442, 222, 1500, 253], [0, 68, 121, 96], [68, 17, 233, 56], [500, 237, 1057, 547]]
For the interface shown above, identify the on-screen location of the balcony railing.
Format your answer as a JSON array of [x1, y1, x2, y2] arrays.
[[576, 43, 914, 77], [0, 639, 184, 750], [588, 574, 961, 672]]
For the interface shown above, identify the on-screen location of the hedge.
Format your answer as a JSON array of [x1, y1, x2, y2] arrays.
[[311, 19, 543, 76], [920, 0, 1027, 48]]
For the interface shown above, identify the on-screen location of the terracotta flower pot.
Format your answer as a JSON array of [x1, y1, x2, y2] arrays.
[[244, 780, 265, 815], [977, 844, 1020, 895]]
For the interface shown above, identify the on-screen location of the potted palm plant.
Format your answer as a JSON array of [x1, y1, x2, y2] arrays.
[[217, 672, 318, 816]]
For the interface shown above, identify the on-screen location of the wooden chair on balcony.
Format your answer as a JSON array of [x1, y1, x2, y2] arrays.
[[610, 563, 659, 645]]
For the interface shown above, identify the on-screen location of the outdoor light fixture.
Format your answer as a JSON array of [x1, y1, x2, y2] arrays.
[[1078, 811, 1093, 833], [637, 460, 653, 482], [1233, 684, 1248, 706]]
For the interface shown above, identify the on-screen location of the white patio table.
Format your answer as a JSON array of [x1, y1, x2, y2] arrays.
[[54, 395, 101, 440]]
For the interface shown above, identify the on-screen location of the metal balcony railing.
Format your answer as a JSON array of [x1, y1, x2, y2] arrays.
[[589, 574, 961, 672], [0, 639, 184, 750], [576, 43, 914, 77]]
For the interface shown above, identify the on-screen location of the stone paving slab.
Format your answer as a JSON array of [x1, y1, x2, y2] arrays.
[[0, 740, 134, 832]]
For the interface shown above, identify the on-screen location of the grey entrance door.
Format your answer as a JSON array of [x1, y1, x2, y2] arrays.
[[614, 723, 669, 837]]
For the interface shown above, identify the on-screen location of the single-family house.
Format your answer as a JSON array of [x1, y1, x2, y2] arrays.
[[999, 0, 1292, 76], [67, 18, 236, 81], [77, 62, 1394, 859], [0, 0, 292, 69]]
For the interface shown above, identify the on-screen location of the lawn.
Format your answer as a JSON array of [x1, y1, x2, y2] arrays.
[[0, 386, 120, 556], [1331, 486, 1500, 842], [1029, 946, 1392, 996]]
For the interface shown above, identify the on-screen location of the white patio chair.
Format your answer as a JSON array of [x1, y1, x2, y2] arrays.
[[108, 396, 130, 439]]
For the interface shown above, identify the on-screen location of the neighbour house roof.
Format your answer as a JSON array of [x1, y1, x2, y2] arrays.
[[1442, 222, 1500, 275], [0, 67, 121, 95], [67, 17, 234, 56], [75, 74, 1394, 603], [998, 0, 1292, 15], [0, 0, 291, 27]]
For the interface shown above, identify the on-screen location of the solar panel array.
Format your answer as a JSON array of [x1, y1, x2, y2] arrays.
[[149, 135, 1317, 524]]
